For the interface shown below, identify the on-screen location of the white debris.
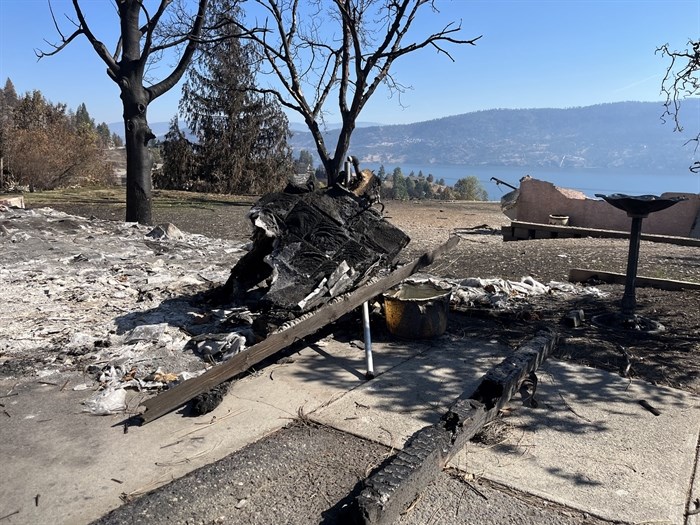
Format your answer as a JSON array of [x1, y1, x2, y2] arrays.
[[179, 369, 207, 382], [82, 388, 127, 415], [0, 206, 247, 412], [124, 323, 168, 344], [548, 281, 608, 297], [451, 275, 608, 309], [194, 331, 248, 361]]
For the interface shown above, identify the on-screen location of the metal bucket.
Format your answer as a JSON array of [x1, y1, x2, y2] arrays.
[[383, 281, 452, 339]]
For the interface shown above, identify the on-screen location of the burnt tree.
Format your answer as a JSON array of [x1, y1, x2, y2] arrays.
[[228, 0, 480, 186], [37, 0, 209, 224], [658, 39, 700, 172]]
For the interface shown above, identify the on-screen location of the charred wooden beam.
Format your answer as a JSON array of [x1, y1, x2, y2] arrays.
[[356, 329, 558, 525], [569, 268, 700, 291], [503, 221, 700, 247], [137, 236, 460, 425]]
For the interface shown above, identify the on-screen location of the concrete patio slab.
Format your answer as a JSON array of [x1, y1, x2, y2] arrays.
[[311, 338, 506, 447], [312, 348, 699, 525], [4, 331, 698, 525], [0, 336, 425, 525], [450, 360, 700, 525]]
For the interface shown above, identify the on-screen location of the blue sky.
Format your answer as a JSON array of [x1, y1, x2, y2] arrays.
[[0, 0, 698, 127]]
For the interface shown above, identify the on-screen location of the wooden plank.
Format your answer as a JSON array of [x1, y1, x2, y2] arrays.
[[569, 268, 700, 291], [137, 236, 461, 425], [356, 329, 558, 525], [504, 221, 700, 247]]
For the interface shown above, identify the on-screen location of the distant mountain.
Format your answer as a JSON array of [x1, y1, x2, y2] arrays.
[[108, 102, 698, 172], [289, 101, 700, 171], [288, 120, 384, 132], [109, 120, 384, 139], [108, 121, 194, 141]]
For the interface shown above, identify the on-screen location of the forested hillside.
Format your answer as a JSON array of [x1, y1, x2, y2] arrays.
[[289, 101, 699, 171]]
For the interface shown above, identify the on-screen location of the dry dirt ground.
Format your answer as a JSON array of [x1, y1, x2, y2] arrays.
[[32, 193, 700, 396]]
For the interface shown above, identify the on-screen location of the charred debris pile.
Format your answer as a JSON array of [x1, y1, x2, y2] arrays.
[[214, 175, 410, 342]]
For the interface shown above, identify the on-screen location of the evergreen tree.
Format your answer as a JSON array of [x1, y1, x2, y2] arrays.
[[1, 78, 19, 184], [453, 176, 488, 201], [2, 78, 18, 107], [156, 116, 196, 190], [391, 168, 408, 200], [294, 150, 315, 174], [74, 102, 95, 131], [96, 122, 112, 148], [424, 181, 434, 199], [406, 176, 416, 198], [413, 179, 430, 199], [179, 0, 292, 194], [377, 164, 386, 181]]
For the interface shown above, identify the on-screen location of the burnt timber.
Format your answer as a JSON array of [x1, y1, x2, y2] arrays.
[[503, 220, 700, 247], [222, 186, 410, 317], [356, 330, 559, 525], [569, 268, 700, 291]]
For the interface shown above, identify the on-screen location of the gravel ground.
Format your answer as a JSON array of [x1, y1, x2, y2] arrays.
[[94, 422, 608, 525]]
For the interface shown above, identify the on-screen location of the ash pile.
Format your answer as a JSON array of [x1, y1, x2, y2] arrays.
[[217, 175, 410, 334]]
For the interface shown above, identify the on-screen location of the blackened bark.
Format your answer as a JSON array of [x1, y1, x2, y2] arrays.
[[121, 88, 155, 224], [38, 0, 208, 224]]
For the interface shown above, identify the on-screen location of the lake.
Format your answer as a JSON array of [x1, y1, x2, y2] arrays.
[[362, 163, 700, 200]]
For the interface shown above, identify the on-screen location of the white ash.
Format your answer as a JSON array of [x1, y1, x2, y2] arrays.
[[0, 206, 247, 398]]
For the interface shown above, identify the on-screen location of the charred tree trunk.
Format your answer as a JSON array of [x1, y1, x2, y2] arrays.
[[320, 130, 352, 187], [323, 155, 342, 187], [306, 117, 338, 187], [38, 0, 208, 225], [331, 120, 355, 183], [117, 2, 156, 226], [121, 86, 155, 224]]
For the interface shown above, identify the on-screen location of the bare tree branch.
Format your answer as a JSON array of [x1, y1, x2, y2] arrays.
[[149, 0, 208, 100], [657, 40, 700, 171], [228, 0, 480, 183], [37, 0, 120, 81], [71, 0, 120, 77]]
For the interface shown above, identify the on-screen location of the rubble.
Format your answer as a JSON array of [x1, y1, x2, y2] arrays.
[[405, 274, 607, 310], [1, 200, 608, 419], [0, 205, 248, 412], [221, 186, 410, 325]]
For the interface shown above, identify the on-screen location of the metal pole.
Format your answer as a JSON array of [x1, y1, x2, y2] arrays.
[[621, 215, 644, 317], [362, 301, 375, 379], [344, 158, 353, 187]]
